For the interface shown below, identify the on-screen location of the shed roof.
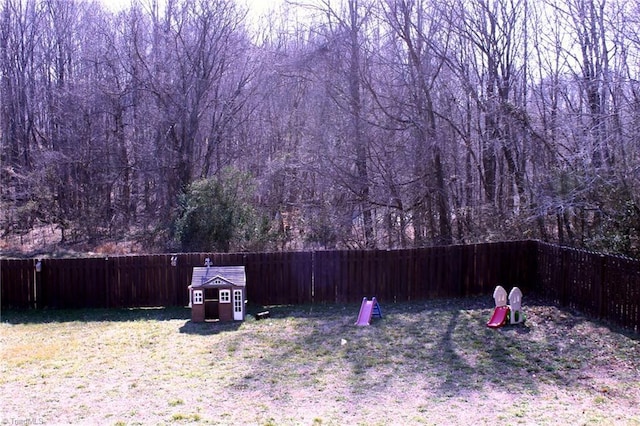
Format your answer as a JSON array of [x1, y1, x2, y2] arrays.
[[190, 266, 246, 288]]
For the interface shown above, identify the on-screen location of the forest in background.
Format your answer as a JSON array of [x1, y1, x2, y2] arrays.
[[2, 0, 640, 257]]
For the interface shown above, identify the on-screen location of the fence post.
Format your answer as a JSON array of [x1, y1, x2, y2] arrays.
[[33, 258, 41, 309], [558, 248, 566, 307], [598, 254, 606, 320], [103, 256, 109, 308], [311, 250, 315, 304]]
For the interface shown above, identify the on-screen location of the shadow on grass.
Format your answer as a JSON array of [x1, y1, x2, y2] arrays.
[[1, 306, 191, 324], [225, 296, 638, 404], [179, 320, 242, 335], [226, 299, 469, 399], [16, 296, 624, 407], [432, 308, 480, 394], [431, 308, 541, 396], [425, 299, 639, 398]]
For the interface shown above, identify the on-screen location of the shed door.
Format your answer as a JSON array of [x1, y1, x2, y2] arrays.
[[233, 290, 243, 320]]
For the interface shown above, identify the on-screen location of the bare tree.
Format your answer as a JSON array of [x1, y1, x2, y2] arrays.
[[379, 0, 453, 245]]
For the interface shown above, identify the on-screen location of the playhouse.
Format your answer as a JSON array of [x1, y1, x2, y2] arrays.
[[188, 260, 246, 322]]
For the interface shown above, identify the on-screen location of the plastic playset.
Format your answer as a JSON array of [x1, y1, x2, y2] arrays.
[[487, 285, 525, 328]]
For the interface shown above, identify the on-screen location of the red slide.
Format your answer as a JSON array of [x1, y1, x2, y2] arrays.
[[355, 297, 375, 326], [487, 306, 509, 328]]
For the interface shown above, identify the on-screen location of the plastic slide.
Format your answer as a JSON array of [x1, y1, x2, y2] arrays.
[[486, 305, 509, 328], [355, 297, 377, 326]]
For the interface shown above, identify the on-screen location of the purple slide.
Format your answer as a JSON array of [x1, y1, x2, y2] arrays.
[[355, 297, 377, 326]]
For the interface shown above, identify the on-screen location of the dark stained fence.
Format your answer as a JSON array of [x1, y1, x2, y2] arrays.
[[108, 255, 177, 308], [307, 241, 538, 304], [245, 251, 312, 305], [602, 255, 640, 332], [314, 249, 382, 304], [0, 241, 538, 309], [1, 240, 637, 333], [40, 257, 109, 309], [1, 258, 38, 308], [537, 242, 640, 333]]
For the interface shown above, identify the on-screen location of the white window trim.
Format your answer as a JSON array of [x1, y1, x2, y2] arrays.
[[193, 289, 204, 305], [220, 289, 231, 303], [233, 290, 243, 312]]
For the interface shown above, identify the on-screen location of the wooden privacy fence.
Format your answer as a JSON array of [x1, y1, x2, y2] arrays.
[[1, 240, 638, 333], [1, 241, 536, 309], [536, 242, 640, 333], [312, 242, 536, 304]]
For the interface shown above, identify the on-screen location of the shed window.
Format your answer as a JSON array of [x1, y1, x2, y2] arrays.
[[220, 290, 231, 303], [193, 290, 203, 305]]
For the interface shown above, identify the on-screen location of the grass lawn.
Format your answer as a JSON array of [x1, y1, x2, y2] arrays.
[[1, 297, 639, 425]]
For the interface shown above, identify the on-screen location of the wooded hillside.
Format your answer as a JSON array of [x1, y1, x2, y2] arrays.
[[2, 0, 639, 256]]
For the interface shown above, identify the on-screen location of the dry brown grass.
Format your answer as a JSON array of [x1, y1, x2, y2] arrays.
[[1, 298, 639, 425]]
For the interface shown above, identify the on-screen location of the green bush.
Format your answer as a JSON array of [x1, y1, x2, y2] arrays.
[[173, 168, 272, 252]]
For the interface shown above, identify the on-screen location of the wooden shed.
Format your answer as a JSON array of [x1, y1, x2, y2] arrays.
[[188, 263, 246, 322]]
